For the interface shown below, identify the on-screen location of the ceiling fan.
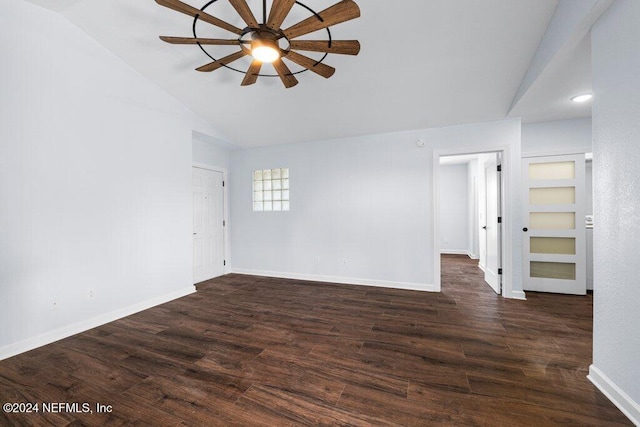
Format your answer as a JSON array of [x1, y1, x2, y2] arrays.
[[156, 0, 361, 88]]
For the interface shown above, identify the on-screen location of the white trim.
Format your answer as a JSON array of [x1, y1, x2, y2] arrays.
[[522, 149, 591, 158], [510, 290, 527, 300], [192, 163, 231, 276], [231, 269, 436, 292], [192, 162, 226, 172], [0, 286, 196, 361], [588, 365, 640, 426], [432, 152, 442, 292], [440, 249, 475, 257], [433, 145, 519, 299]]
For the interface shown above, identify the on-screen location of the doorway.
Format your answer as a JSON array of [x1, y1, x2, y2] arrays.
[[435, 150, 505, 295]]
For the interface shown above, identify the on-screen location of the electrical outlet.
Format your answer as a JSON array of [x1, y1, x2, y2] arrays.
[[51, 298, 60, 311], [443, 237, 449, 244], [88, 289, 95, 301], [314, 256, 320, 265]]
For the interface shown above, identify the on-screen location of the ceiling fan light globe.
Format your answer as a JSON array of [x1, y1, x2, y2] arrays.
[[252, 46, 280, 63]]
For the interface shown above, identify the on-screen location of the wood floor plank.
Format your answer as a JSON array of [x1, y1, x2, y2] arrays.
[[0, 255, 631, 425], [237, 384, 400, 426], [234, 351, 347, 405], [337, 382, 466, 425], [409, 381, 630, 427], [121, 376, 250, 426]]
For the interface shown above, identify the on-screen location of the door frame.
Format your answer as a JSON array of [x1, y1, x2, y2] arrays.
[[192, 163, 230, 277], [433, 145, 518, 299]]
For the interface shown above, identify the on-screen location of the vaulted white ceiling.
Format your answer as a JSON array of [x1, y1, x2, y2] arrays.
[[27, 0, 597, 147]]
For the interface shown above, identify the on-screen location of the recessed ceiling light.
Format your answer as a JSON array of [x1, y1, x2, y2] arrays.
[[571, 94, 593, 103]]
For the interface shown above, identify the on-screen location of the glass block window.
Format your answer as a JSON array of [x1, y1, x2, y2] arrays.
[[253, 168, 289, 212]]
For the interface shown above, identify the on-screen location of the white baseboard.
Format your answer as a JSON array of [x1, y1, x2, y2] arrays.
[[0, 286, 196, 361], [440, 249, 472, 256], [507, 290, 527, 300], [231, 269, 436, 292], [588, 365, 640, 426], [478, 263, 486, 272]]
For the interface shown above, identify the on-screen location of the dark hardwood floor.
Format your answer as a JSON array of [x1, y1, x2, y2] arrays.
[[0, 255, 631, 426]]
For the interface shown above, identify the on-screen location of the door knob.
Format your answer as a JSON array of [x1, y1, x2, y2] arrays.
[[523, 228, 528, 232], [482, 226, 487, 230]]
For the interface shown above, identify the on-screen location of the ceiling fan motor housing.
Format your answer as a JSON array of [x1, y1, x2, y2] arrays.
[[251, 29, 281, 51]]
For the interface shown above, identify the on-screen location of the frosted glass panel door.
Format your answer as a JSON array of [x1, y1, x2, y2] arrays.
[[523, 155, 586, 295]]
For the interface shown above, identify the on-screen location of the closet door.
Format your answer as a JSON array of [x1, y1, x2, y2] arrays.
[[523, 155, 586, 295], [193, 167, 225, 283]]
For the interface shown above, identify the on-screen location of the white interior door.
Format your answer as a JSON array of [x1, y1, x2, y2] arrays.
[[484, 160, 501, 294], [523, 155, 586, 295], [193, 168, 225, 283]]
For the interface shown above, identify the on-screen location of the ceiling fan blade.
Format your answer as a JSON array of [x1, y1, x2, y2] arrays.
[[228, 0, 259, 28], [267, 0, 296, 31], [289, 40, 360, 56], [283, 0, 360, 40], [284, 51, 335, 79], [196, 50, 247, 72], [272, 58, 298, 88], [160, 36, 241, 45], [242, 60, 263, 86], [155, 0, 243, 35]]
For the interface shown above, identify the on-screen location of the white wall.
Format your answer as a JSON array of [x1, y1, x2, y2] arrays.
[[192, 131, 235, 171], [230, 131, 432, 290], [590, 1, 640, 423], [0, 0, 222, 359], [439, 164, 469, 254], [521, 117, 592, 156], [231, 118, 522, 293]]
